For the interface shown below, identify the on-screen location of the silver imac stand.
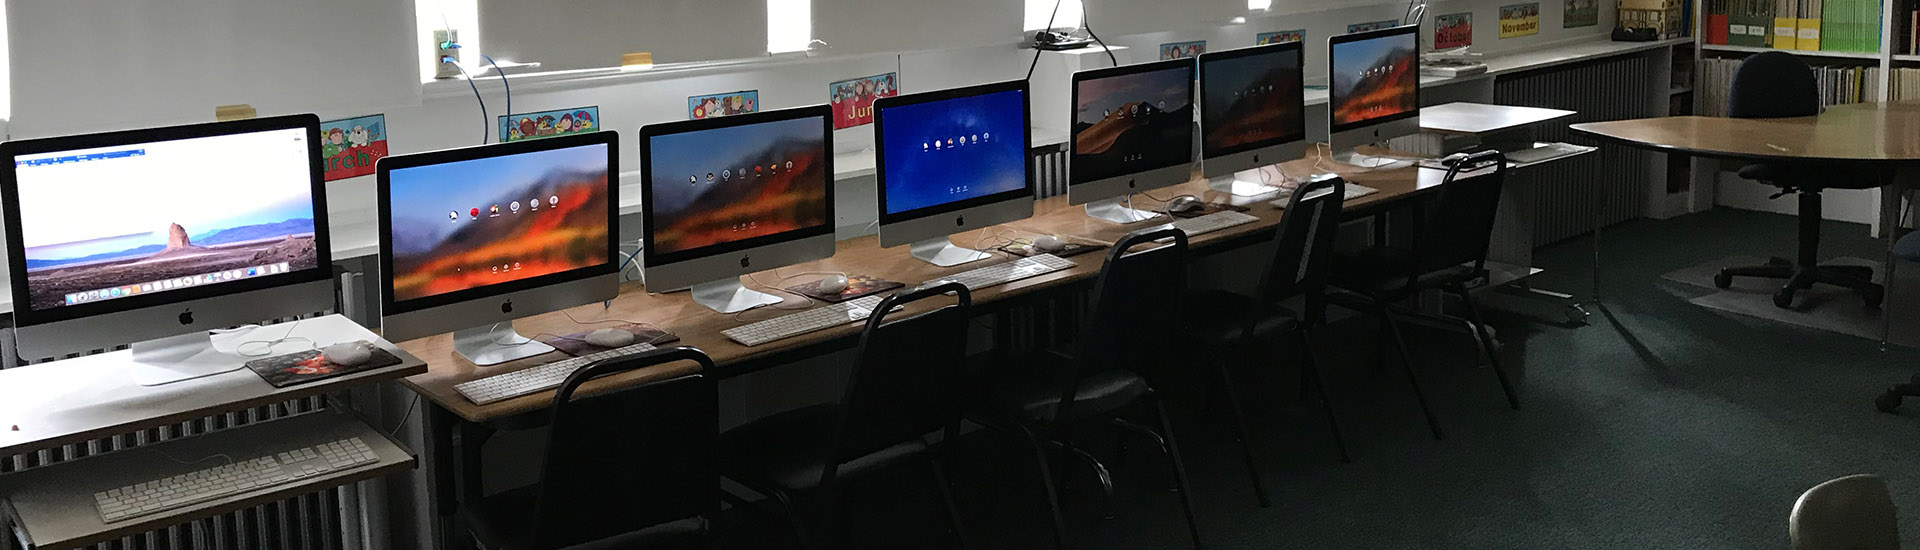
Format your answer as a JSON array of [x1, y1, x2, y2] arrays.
[[452, 321, 555, 366], [128, 331, 249, 386], [690, 277, 782, 313], [1085, 197, 1163, 224], [1206, 167, 1287, 197], [909, 236, 993, 267]]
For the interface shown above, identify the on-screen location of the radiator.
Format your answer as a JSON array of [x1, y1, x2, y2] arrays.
[[2, 315, 358, 550], [1032, 143, 1070, 199], [1494, 54, 1656, 245]]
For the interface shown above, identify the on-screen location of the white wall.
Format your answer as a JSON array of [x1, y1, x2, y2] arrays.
[[480, 0, 769, 69]]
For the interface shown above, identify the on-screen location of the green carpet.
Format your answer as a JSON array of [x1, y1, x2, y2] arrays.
[[722, 208, 1920, 549]]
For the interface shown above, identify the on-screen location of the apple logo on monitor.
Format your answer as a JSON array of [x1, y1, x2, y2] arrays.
[[955, 215, 965, 227], [501, 300, 513, 314], [740, 256, 751, 268], [178, 309, 194, 325]]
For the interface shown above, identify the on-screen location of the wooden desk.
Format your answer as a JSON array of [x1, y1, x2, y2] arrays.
[[395, 150, 1445, 550], [394, 149, 1448, 425], [1571, 101, 1920, 344], [1570, 102, 1920, 165]]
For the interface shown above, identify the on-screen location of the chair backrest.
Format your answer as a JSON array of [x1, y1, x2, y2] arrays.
[[1257, 174, 1349, 305], [1730, 52, 1820, 119], [823, 283, 972, 487], [1060, 228, 1189, 417], [1414, 150, 1508, 276], [1789, 474, 1900, 550], [529, 347, 719, 548]]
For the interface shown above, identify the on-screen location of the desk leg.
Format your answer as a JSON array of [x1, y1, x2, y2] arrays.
[[427, 405, 461, 550], [1588, 145, 1608, 306], [1882, 182, 1910, 351]]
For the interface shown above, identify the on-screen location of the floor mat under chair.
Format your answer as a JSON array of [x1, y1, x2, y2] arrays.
[[1659, 255, 1919, 345]]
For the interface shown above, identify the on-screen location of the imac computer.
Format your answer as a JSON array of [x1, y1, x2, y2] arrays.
[[0, 115, 335, 384], [1328, 24, 1422, 168], [1068, 58, 1196, 224], [377, 132, 619, 366], [1199, 41, 1309, 196], [639, 105, 835, 313], [875, 80, 1035, 266]]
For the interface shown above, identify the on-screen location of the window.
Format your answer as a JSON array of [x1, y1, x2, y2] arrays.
[[1024, 0, 1084, 31], [767, 0, 812, 54]]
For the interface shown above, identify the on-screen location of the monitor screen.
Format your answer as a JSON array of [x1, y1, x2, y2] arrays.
[[644, 115, 831, 256], [1330, 28, 1419, 131], [12, 127, 320, 314], [1072, 62, 1194, 185], [1201, 45, 1305, 156], [383, 143, 612, 303], [879, 88, 1028, 216]]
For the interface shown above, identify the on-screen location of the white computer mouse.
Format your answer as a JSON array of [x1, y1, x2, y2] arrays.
[[320, 343, 372, 367], [584, 328, 637, 348], [818, 274, 851, 295], [1032, 235, 1068, 253]]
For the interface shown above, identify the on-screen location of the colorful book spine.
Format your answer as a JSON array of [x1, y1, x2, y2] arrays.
[[1796, 0, 1821, 50], [1773, 0, 1798, 49]]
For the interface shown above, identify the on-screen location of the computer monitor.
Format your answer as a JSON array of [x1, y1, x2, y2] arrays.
[[1328, 25, 1422, 168], [377, 132, 619, 366], [0, 115, 334, 383], [1068, 58, 1196, 224], [1199, 41, 1309, 196], [875, 80, 1034, 267], [639, 105, 835, 313]]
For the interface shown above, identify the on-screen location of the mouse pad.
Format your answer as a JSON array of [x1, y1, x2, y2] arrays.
[[245, 341, 403, 388], [787, 275, 904, 303], [1170, 202, 1250, 219], [999, 241, 1107, 259], [536, 323, 681, 357]]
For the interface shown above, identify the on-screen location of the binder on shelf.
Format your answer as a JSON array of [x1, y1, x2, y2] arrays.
[[1796, 0, 1822, 50], [1707, 0, 1731, 44], [1773, 0, 1798, 49]]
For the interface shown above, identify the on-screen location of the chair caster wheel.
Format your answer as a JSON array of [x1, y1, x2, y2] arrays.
[[1565, 304, 1590, 326], [1713, 271, 1734, 289], [1864, 287, 1885, 309], [1876, 391, 1902, 414], [1773, 289, 1796, 309]]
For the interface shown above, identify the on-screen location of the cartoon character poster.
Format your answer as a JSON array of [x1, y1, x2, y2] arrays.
[[498, 106, 599, 143], [688, 91, 759, 120], [1434, 13, 1474, 49], [1500, 3, 1540, 38], [1159, 41, 1206, 60], [1256, 30, 1305, 45], [1563, 0, 1598, 28], [319, 114, 387, 182], [1347, 19, 1401, 33], [829, 73, 898, 130]]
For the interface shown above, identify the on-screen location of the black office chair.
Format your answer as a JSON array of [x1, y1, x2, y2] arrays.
[[461, 347, 719, 550], [1873, 230, 1920, 413], [1715, 51, 1886, 309], [1182, 174, 1355, 507], [971, 228, 1205, 550], [717, 283, 971, 549], [1329, 151, 1522, 440]]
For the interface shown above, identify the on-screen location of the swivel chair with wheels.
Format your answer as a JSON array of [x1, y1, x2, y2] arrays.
[[1713, 51, 1887, 309]]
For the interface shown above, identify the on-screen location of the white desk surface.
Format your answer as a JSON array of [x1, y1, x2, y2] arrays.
[[1420, 102, 1578, 136], [0, 411, 413, 549], [0, 315, 425, 457]]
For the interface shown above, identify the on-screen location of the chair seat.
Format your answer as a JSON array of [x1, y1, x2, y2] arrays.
[[463, 485, 709, 550], [717, 404, 927, 494], [1896, 231, 1920, 263], [985, 356, 1152, 424], [1738, 163, 1882, 190], [1330, 247, 1479, 299], [1181, 290, 1301, 343]]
